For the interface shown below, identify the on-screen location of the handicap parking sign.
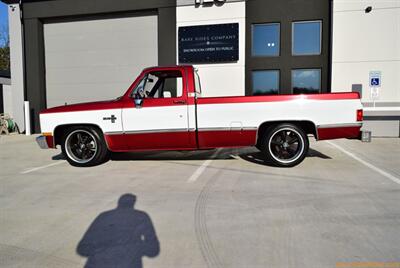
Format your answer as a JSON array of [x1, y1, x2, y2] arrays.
[[369, 71, 381, 87], [371, 78, 380, 86]]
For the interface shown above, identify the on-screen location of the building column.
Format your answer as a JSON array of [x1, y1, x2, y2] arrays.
[[8, 4, 25, 132]]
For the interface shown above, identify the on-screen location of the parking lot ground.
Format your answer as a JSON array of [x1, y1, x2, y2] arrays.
[[0, 134, 399, 268]]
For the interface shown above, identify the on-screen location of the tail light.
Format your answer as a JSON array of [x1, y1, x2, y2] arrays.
[[357, 109, 363, 122]]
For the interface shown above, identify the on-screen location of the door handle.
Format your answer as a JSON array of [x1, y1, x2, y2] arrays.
[[173, 100, 186, 104]]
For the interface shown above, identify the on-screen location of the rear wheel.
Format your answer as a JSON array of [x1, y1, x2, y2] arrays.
[[260, 123, 309, 167], [61, 126, 109, 167]]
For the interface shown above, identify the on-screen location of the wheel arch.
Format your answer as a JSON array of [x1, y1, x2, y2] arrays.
[[256, 120, 317, 145], [53, 123, 107, 148]]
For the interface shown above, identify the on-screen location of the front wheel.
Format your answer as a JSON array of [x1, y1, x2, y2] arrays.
[[260, 123, 309, 167], [61, 126, 109, 167]]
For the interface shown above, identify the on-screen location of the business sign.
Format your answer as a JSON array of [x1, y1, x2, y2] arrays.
[[369, 71, 381, 87], [178, 23, 239, 64], [195, 0, 225, 5]]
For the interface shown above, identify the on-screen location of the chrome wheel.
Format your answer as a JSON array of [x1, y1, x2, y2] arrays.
[[65, 130, 98, 164], [268, 127, 304, 164]]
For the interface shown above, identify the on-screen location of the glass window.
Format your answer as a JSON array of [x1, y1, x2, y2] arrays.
[[292, 69, 321, 94], [252, 23, 280, 56], [252, 70, 280, 95], [132, 70, 183, 99], [292, 21, 321, 55]]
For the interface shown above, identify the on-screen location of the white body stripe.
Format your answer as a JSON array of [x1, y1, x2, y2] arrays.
[[40, 109, 123, 134], [196, 99, 362, 130], [122, 106, 189, 133], [39, 98, 362, 137]]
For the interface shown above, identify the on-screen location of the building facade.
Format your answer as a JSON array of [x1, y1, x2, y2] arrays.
[[331, 0, 400, 137], [3, 0, 400, 136]]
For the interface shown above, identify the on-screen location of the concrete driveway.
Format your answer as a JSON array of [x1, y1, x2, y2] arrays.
[[0, 135, 399, 268]]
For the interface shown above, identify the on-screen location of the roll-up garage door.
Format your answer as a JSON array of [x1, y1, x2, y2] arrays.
[[44, 14, 158, 108]]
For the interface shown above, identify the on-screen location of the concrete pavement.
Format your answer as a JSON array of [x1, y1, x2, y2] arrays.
[[0, 134, 399, 268]]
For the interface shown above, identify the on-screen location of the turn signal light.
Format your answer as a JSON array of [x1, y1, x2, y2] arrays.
[[357, 109, 363, 121]]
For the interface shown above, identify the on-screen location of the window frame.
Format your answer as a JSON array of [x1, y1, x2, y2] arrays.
[[251, 22, 281, 57], [251, 69, 280, 96], [291, 68, 322, 94], [292, 20, 322, 56], [131, 70, 184, 99], [194, 68, 202, 96]]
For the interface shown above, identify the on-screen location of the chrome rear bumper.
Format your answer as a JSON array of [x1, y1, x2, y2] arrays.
[[361, 130, 372, 142]]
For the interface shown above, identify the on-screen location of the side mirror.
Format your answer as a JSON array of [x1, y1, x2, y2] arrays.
[[134, 98, 143, 108]]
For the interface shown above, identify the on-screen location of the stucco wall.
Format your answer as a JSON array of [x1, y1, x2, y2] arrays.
[[8, 4, 25, 131], [331, 0, 400, 104], [176, 1, 246, 97]]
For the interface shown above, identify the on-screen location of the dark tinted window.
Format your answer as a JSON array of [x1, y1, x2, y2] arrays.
[[252, 23, 280, 56], [252, 70, 279, 95], [292, 69, 321, 94], [292, 21, 321, 55]]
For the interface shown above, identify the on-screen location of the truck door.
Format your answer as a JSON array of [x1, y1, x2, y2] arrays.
[[121, 68, 193, 150]]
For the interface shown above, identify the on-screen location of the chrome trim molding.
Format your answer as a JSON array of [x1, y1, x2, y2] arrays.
[[105, 128, 193, 135], [317, 123, 362, 129], [105, 127, 258, 135], [104, 131, 124, 136], [198, 127, 258, 132], [242, 127, 259, 131]]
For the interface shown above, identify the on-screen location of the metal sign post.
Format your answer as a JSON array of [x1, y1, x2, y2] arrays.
[[370, 87, 379, 107], [369, 71, 382, 107]]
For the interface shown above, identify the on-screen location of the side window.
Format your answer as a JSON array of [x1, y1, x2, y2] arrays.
[[162, 76, 183, 98], [132, 70, 183, 99]]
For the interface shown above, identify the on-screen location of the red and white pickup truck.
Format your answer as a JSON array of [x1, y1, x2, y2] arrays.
[[37, 65, 363, 167]]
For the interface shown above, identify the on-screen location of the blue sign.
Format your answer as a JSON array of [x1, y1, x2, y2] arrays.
[[371, 78, 380, 86], [369, 71, 381, 87], [178, 23, 239, 63]]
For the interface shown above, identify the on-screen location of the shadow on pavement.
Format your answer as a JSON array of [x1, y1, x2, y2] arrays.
[[76, 194, 160, 268], [110, 149, 235, 161], [52, 153, 65, 160], [307, 148, 331, 159], [239, 148, 331, 167], [53, 147, 330, 168]]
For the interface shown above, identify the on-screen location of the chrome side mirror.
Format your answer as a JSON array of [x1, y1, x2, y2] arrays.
[[134, 98, 143, 108]]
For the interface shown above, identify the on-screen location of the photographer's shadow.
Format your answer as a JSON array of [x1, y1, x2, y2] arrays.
[[77, 194, 160, 268]]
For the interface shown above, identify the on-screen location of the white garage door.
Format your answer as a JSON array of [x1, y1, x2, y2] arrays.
[[44, 15, 158, 108]]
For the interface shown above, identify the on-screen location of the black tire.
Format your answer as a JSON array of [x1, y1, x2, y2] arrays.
[[260, 123, 309, 167], [61, 126, 110, 167]]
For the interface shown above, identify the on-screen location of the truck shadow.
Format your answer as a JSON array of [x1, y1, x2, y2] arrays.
[[109, 147, 330, 167], [238, 148, 331, 167], [76, 194, 160, 268], [52, 147, 330, 167], [110, 149, 236, 161]]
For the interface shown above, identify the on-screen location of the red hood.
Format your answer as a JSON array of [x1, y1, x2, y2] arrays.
[[40, 98, 124, 114]]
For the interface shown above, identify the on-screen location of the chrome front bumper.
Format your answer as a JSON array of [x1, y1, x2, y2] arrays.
[[36, 135, 49, 149]]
